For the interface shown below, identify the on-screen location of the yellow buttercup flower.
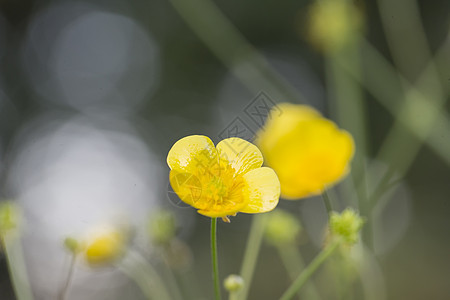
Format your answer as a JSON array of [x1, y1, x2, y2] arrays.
[[84, 227, 126, 267], [167, 136, 280, 222], [257, 103, 354, 199]]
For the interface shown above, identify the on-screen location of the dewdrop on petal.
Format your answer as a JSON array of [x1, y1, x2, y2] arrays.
[[224, 274, 244, 292], [329, 209, 364, 245], [264, 209, 302, 246]]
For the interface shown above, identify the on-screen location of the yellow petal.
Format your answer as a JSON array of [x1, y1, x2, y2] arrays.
[[216, 138, 263, 176], [169, 170, 203, 207], [167, 135, 219, 176], [239, 167, 280, 214], [256, 103, 321, 161], [266, 118, 354, 199]]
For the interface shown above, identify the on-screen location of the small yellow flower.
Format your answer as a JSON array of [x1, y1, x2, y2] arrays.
[[84, 227, 126, 267], [167, 136, 280, 221], [257, 103, 354, 199]]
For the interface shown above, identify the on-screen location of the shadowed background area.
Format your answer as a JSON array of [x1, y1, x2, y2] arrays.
[[0, 0, 449, 299]]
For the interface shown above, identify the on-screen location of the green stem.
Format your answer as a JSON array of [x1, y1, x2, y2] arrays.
[[277, 245, 322, 300], [2, 234, 34, 300], [211, 218, 221, 300], [279, 240, 341, 300], [228, 291, 239, 300], [167, 0, 306, 103], [322, 190, 333, 217], [119, 251, 172, 300], [161, 255, 184, 300], [58, 254, 77, 300], [238, 214, 268, 300]]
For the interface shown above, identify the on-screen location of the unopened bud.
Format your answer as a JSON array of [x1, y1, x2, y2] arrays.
[[0, 201, 21, 235], [307, 0, 363, 53], [329, 208, 364, 245], [63, 237, 83, 254], [149, 210, 176, 245], [265, 209, 302, 246], [224, 274, 244, 292]]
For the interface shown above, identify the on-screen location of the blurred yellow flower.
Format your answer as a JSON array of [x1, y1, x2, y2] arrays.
[[84, 227, 126, 267], [167, 136, 280, 222], [257, 103, 354, 199], [307, 0, 363, 52]]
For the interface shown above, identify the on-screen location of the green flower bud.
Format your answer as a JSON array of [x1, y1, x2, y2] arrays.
[[224, 274, 244, 292], [329, 209, 364, 245], [265, 209, 302, 246], [63, 237, 83, 254], [307, 0, 363, 53], [0, 201, 21, 235], [149, 210, 176, 245]]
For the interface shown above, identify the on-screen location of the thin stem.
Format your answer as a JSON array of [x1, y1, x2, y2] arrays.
[[119, 251, 172, 300], [277, 245, 321, 300], [238, 214, 268, 300], [167, 0, 306, 103], [321, 190, 333, 217], [344, 39, 450, 168], [279, 240, 341, 300], [2, 234, 34, 300], [58, 254, 77, 300], [179, 265, 202, 300], [228, 291, 239, 300], [161, 249, 184, 300], [211, 218, 221, 300]]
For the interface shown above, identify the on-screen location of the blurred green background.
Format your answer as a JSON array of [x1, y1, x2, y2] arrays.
[[0, 0, 449, 299]]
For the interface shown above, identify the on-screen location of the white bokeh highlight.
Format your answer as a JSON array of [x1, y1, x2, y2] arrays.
[[22, 1, 160, 113], [6, 114, 162, 299]]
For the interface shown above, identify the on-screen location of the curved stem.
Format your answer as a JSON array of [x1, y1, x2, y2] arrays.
[[279, 240, 341, 300], [58, 254, 77, 300], [277, 245, 322, 300], [211, 218, 221, 300]]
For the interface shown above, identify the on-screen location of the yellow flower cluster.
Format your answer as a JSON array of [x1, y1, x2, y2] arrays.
[[167, 136, 280, 221], [257, 103, 354, 199]]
